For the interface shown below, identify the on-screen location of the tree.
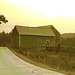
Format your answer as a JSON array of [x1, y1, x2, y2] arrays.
[[0, 31, 11, 46], [0, 15, 8, 24]]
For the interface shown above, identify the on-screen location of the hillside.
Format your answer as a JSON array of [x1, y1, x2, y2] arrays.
[[61, 33, 75, 47], [61, 33, 75, 39]]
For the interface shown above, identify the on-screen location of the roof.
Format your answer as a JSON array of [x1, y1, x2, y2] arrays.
[[15, 25, 55, 36], [38, 25, 60, 34], [37, 25, 52, 28]]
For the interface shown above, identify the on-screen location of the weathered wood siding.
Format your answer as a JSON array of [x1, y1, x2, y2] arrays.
[[20, 35, 55, 47], [50, 26, 60, 46], [12, 28, 19, 48]]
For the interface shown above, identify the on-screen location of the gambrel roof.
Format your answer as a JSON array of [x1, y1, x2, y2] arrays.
[[14, 25, 55, 36]]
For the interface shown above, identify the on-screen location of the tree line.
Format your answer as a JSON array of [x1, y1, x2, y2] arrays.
[[0, 31, 11, 46]]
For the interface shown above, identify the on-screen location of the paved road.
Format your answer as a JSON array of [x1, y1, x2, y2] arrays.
[[0, 47, 65, 75]]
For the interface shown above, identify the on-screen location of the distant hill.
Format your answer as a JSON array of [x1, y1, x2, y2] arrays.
[[61, 33, 75, 39]]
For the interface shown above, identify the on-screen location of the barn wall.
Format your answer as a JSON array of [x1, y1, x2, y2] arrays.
[[50, 26, 60, 46], [11, 28, 19, 48], [20, 35, 55, 47]]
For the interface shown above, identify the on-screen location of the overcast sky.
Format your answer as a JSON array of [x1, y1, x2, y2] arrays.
[[0, 0, 75, 34]]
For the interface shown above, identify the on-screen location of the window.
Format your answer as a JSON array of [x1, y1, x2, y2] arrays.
[[38, 39, 42, 43], [46, 40, 50, 43]]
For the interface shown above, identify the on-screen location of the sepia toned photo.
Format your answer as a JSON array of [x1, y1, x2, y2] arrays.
[[0, 0, 75, 75]]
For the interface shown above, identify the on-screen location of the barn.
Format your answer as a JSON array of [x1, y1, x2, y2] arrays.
[[11, 25, 60, 49]]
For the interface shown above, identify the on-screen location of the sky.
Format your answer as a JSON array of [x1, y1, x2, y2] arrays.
[[0, 0, 75, 34]]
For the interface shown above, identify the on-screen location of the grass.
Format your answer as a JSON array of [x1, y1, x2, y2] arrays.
[[9, 47, 75, 75]]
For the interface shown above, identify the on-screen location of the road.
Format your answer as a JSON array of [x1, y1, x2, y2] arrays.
[[0, 47, 65, 75]]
